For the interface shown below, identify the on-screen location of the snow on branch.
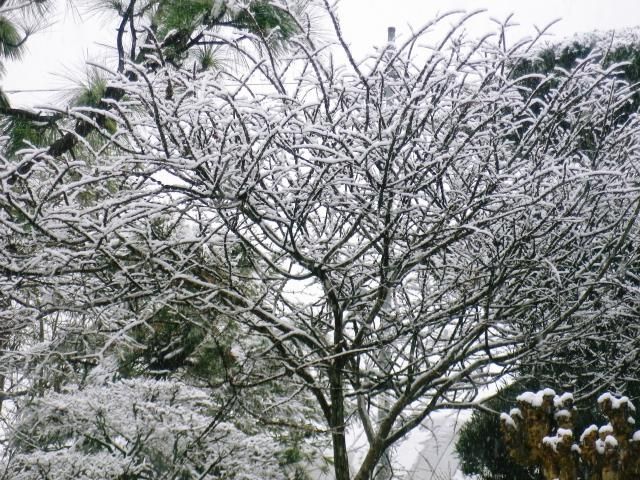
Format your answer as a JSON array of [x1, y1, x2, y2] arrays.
[[3, 8, 640, 480]]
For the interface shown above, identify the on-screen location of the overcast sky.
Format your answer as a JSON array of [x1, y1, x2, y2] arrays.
[[4, 0, 640, 107]]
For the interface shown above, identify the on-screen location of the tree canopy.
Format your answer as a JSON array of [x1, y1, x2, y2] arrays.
[[456, 30, 640, 480]]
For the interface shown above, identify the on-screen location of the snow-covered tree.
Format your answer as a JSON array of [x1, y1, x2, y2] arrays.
[[0, 2, 327, 476], [0, 0, 54, 417], [0, 196, 324, 478], [0, 0, 53, 106], [2, 0, 320, 172], [4, 7, 640, 480], [456, 30, 640, 480], [3, 360, 308, 480]]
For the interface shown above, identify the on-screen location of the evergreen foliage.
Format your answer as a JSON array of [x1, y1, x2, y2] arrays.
[[0, 1, 52, 129], [0, 0, 311, 165], [0, 15, 23, 66], [511, 31, 640, 121]]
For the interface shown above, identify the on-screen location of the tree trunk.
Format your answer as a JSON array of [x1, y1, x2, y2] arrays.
[[329, 365, 350, 480], [0, 373, 4, 415], [353, 439, 386, 480]]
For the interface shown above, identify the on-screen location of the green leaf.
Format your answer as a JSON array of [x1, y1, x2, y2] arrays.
[[156, 0, 216, 37], [233, 1, 300, 52], [71, 68, 108, 108], [1, 116, 57, 155], [0, 15, 25, 68]]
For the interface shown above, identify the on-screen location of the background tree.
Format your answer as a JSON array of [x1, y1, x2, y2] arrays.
[[456, 30, 640, 480], [0, 0, 53, 422], [4, 373, 301, 480], [0, 0, 52, 106], [2, 0, 319, 179]]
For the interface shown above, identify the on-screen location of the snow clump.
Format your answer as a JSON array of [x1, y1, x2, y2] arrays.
[[597, 392, 636, 412], [516, 388, 556, 407]]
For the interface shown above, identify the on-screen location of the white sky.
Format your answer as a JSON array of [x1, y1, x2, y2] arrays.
[[4, 0, 640, 107]]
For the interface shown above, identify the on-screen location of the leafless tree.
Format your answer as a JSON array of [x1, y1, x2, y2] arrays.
[[3, 7, 640, 480]]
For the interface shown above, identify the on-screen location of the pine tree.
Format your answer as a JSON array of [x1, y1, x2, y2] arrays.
[[0, 0, 53, 106], [1, 0, 318, 177]]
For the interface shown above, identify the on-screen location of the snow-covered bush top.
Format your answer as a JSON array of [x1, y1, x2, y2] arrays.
[[4, 378, 291, 480], [515, 389, 574, 409], [597, 392, 636, 412], [502, 390, 640, 479]]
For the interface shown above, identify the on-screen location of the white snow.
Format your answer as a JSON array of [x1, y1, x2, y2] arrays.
[[542, 436, 559, 451], [509, 408, 522, 418], [580, 424, 599, 442], [516, 388, 556, 407], [604, 435, 618, 448], [543, 429, 572, 452], [599, 424, 614, 435], [554, 392, 574, 407], [501, 412, 517, 429], [515, 389, 575, 410], [597, 392, 636, 411]]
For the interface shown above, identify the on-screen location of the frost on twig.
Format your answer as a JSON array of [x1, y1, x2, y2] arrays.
[[4, 7, 640, 480]]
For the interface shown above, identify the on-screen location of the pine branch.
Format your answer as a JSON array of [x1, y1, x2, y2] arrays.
[[5, 1, 303, 184], [0, 106, 60, 123]]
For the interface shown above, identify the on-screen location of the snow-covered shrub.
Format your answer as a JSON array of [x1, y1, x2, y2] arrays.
[[501, 389, 640, 479], [3, 375, 296, 480]]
